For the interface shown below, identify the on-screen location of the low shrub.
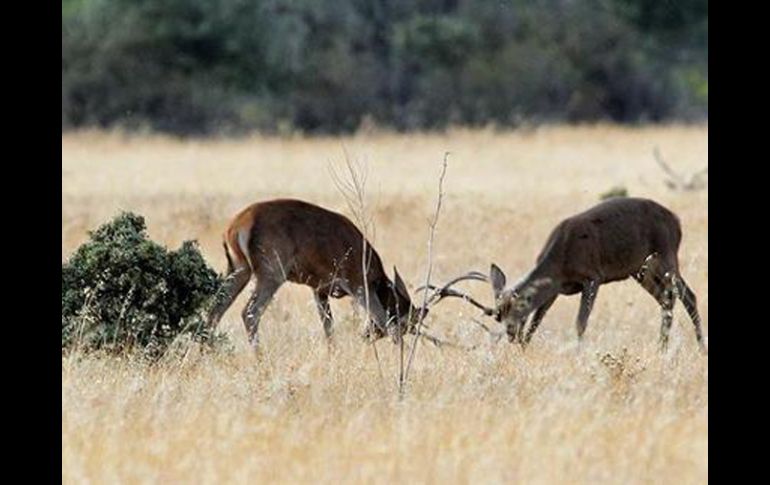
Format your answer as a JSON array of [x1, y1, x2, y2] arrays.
[[62, 212, 226, 359]]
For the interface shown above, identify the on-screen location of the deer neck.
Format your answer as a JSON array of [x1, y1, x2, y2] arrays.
[[512, 265, 557, 312], [371, 278, 396, 322], [512, 262, 553, 294]]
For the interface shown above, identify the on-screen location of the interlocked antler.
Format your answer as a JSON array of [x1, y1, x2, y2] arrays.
[[416, 270, 496, 316], [415, 270, 508, 345]]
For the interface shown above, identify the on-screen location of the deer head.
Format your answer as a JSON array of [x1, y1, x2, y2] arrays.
[[363, 267, 426, 343], [489, 263, 555, 342]]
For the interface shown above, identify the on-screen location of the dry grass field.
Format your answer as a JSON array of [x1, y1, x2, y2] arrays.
[[62, 125, 708, 484]]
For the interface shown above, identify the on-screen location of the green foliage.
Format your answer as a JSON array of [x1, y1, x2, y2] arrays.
[[600, 186, 629, 200], [62, 0, 708, 135], [394, 15, 480, 67], [611, 0, 708, 34], [62, 212, 225, 359]]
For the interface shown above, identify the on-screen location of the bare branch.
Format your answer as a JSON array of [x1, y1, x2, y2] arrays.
[[470, 318, 505, 343], [328, 148, 386, 391], [401, 152, 450, 395], [417, 330, 477, 351], [653, 146, 708, 191]]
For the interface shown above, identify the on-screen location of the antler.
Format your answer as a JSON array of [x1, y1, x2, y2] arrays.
[[417, 271, 488, 295], [420, 284, 496, 316], [416, 271, 494, 313]]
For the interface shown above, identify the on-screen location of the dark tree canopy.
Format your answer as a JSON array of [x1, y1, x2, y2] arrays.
[[62, 0, 707, 136]]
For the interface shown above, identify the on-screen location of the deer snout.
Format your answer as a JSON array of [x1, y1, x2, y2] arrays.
[[362, 321, 387, 342], [504, 314, 526, 344], [388, 323, 403, 344]]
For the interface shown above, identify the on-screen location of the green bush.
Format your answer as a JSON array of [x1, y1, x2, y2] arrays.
[[62, 212, 226, 359], [600, 186, 629, 200]]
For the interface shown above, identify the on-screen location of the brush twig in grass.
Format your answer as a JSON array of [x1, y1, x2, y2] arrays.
[[470, 318, 506, 344], [329, 148, 386, 391], [401, 152, 449, 397], [653, 146, 708, 191], [418, 330, 478, 351]]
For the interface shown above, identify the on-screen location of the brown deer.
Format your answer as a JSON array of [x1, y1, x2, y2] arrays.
[[207, 198, 424, 348], [426, 197, 706, 352]]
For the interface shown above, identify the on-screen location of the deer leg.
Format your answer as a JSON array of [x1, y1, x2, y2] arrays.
[[314, 291, 334, 339], [674, 276, 706, 353], [634, 258, 679, 353], [658, 278, 676, 353], [241, 277, 281, 350], [633, 255, 666, 300], [207, 267, 251, 328], [523, 295, 557, 346], [576, 280, 599, 340]]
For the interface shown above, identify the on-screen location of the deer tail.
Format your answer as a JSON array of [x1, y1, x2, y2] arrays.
[[224, 241, 235, 275]]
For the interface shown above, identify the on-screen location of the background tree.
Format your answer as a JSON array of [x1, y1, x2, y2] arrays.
[[62, 0, 708, 135]]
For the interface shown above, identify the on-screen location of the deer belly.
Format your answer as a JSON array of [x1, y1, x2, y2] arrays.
[[560, 282, 583, 295], [599, 256, 649, 283], [293, 273, 352, 298]]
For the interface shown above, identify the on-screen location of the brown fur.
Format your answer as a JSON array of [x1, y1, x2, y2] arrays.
[[524, 197, 683, 292], [470, 197, 704, 352], [208, 199, 419, 348]]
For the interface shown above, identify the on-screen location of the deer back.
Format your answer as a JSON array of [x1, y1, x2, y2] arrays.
[[232, 199, 388, 292], [535, 198, 682, 285]]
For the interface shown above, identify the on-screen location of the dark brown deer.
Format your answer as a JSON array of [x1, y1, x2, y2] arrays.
[[207, 198, 424, 349], [427, 197, 706, 352]]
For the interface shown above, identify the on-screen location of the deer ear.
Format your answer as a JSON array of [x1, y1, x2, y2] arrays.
[[490, 263, 506, 299], [393, 266, 410, 300]]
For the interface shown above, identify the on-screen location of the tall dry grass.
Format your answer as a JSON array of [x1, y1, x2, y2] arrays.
[[62, 124, 708, 484]]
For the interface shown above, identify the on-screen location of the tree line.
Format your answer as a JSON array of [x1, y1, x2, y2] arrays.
[[62, 0, 708, 136]]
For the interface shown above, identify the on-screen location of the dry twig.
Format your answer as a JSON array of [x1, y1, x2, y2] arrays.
[[401, 152, 450, 396], [329, 149, 387, 390], [653, 146, 707, 191]]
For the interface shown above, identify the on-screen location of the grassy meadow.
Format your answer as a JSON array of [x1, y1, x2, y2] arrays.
[[62, 125, 708, 484]]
